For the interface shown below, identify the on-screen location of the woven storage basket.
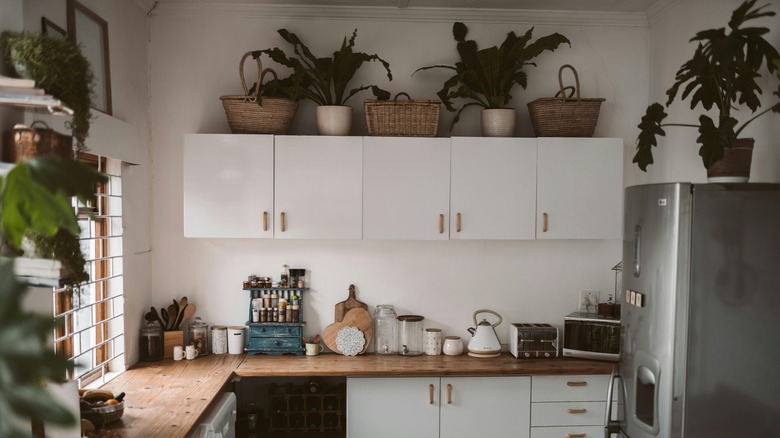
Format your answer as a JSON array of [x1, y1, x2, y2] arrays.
[[7, 121, 73, 162], [527, 64, 605, 137], [364, 92, 440, 136], [220, 52, 298, 134]]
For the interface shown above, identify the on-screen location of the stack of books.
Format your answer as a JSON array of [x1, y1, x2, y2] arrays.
[[0, 75, 73, 115], [9, 257, 68, 287]]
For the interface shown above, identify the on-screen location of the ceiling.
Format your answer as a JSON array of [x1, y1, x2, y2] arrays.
[[150, 0, 667, 14]]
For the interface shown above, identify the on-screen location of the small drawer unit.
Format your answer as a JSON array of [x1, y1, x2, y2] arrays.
[[243, 287, 308, 355], [531, 375, 613, 438]]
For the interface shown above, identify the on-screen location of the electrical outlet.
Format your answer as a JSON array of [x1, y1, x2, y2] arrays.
[[579, 290, 601, 312]]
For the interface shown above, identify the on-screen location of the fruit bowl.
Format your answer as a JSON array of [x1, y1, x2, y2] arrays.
[[91, 401, 125, 423]]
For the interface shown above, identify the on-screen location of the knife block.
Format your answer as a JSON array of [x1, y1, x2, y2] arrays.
[[163, 330, 184, 359]]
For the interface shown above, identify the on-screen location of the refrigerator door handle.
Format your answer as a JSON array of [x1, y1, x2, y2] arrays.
[[633, 225, 642, 277], [605, 364, 622, 438]]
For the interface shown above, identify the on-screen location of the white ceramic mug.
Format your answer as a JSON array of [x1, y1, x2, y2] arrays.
[[173, 345, 184, 361], [425, 328, 442, 355], [185, 345, 198, 360], [305, 343, 323, 356], [443, 336, 464, 356]]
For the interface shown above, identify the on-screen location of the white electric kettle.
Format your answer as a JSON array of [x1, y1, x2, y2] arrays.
[[466, 309, 502, 358]]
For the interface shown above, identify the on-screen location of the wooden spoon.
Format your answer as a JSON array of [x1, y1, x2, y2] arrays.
[[160, 307, 170, 330], [175, 297, 188, 328], [172, 299, 180, 326], [178, 304, 197, 329], [149, 306, 164, 328], [166, 303, 177, 330]]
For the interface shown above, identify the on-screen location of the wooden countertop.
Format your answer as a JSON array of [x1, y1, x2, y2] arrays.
[[234, 352, 616, 377], [99, 353, 614, 437]]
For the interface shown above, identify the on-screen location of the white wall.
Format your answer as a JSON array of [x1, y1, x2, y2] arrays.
[[148, 9, 644, 347], [646, 0, 780, 183]]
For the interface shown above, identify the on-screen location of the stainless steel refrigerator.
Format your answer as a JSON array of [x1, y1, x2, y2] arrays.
[[606, 183, 780, 438]]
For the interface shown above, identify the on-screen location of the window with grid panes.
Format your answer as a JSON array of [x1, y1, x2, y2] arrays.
[[53, 153, 125, 387]]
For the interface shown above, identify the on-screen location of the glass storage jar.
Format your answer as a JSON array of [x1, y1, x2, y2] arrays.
[[139, 323, 163, 362], [373, 304, 398, 355], [397, 314, 424, 356], [188, 317, 209, 356]]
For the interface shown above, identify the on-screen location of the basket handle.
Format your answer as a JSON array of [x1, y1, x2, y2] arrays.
[[238, 51, 263, 99], [557, 64, 581, 102], [394, 92, 412, 101], [554, 86, 576, 99], [29, 120, 52, 131]]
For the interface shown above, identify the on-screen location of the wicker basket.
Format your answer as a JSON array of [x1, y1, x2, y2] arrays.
[[527, 64, 605, 137], [92, 401, 125, 424], [364, 92, 440, 136], [220, 52, 298, 134], [7, 121, 73, 162]]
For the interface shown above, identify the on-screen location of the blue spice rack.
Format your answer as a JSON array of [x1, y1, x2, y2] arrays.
[[243, 287, 308, 355]]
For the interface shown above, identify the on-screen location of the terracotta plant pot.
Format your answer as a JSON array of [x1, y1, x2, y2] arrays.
[[316, 105, 352, 136], [481, 108, 516, 137], [707, 138, 754, 183]]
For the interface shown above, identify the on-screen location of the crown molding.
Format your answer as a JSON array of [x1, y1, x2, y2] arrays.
[[646, 0, 685, 25], [149, 3, 650, 27]]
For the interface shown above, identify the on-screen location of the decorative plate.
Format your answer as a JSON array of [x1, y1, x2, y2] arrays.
[[336, 326, 365, 356]]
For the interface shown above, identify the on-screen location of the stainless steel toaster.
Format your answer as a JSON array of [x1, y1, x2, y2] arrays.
[[509, 323, 559, 359]]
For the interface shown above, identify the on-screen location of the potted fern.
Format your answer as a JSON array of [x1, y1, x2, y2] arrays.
[[0, 31, 96, 151], [414, 22, 570, 137], [254, 28, 392, 136], [633, 0, 780, 181]]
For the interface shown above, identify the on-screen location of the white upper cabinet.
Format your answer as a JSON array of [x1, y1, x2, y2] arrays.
[[536, 137, 623, 239], [274, 136, 363, 239], [363, 137, 451, 240], [183, 134, 274, 238], [450, 137, 537, 240]]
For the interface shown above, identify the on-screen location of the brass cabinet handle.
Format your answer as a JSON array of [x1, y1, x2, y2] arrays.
[[456, 213, 461, 233], [543, 212, 549, 232], [428, 384, 434, 404], [567, 408, 587, 414], [263, 211, 268, 231], [567, 381, 587, 387], [439, 214, 444, 234], [280, 212, 286, 232], [447, 384, 452, 404], [566, 434, 586, 438]]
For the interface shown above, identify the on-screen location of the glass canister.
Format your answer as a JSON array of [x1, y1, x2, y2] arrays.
[[188, 317, 209, 356], [374, 304, 398, 354], [139, 323, 163, 362], [211, 325, 227, 354], [397, 315, 424, 356]]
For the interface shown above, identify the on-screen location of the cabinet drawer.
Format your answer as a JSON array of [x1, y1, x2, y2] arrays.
[[532, 375, 609, 402], [249, 325, 301, 338], [531, 401, 606, 427], [531, 425, 605, 438], [248, 336, 301, 350]]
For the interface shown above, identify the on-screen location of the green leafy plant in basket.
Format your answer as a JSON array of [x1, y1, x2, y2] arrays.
[[0, 31, 96, 151], [413, 22, 570, 129], [252, 28, 393, 106], [633, 0, 780, 174]]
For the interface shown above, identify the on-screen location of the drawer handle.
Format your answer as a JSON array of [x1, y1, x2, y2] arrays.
[[566, 434, 586, 438], [543, 212, 549, 232], [567, 381, 587, 387], [428, 384, 434, 405], [447, 383, 452, 404], [439, 214, 444, 234], [280, 212, 286, 232], [274, 340, 281, 346], [456, 213, 461, 233], [567, 408, 587, 414], [263, 211, 268, 231]]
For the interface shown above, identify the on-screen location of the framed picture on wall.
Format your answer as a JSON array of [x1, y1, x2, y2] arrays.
[[67, 0, 112, 115], [41, 17, 67, 40]]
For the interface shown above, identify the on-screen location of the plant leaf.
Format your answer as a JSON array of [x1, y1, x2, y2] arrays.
[[633, 103, 668, 172], [697, 114, 738, 168]]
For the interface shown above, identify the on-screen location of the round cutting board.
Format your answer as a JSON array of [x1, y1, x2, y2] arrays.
[[323, 307, 373, 354]]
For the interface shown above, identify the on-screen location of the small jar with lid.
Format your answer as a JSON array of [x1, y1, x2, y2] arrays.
[[188, 317, 209, 356], [139, 323, 163, 362], [211, 325, 227, 354], [374, 304, 398, 355]]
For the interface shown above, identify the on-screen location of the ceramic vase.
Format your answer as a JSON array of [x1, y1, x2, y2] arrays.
[[442, 336, 464, 356], [316, 105, 352, 136], [706, 138, 754, 183], [481, 108, 516, 137]]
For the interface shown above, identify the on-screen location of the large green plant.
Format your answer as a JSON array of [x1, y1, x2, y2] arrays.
[[0, 31, 96, 150], [0, 158, 105, 436], [633, 0, 780, 171], [253, 28, 392, 106], [414, 22, 570, 129]]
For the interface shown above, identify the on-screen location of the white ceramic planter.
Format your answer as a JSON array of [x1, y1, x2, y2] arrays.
[[316, 105, 353, 136], [481, 108, 517, 137]]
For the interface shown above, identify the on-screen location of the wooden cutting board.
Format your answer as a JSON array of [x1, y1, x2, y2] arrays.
[[323, 307, 373, 355], [334, 284, 368, 322]]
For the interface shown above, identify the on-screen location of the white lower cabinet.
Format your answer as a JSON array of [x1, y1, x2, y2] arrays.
[[531, 375, 613, 438], [347, 376, 530, 438]]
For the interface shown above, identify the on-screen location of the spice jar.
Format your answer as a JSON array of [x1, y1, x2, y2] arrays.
[[211, 325, 227, 354], [139, 323, 163, 362], [374, 305, 398, 355], [291, 304, 300, 322], [188, 317, 209, 356]]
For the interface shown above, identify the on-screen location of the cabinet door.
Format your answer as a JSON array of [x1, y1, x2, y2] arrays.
[[450, 137, 536, 240], [536, 138, 623, 239], [275, 136, 363, 239], [183, 134, 274, 238], [440, 376, 531, 438], [363, 137, 450, 240], [347, 377, 439, 438]]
